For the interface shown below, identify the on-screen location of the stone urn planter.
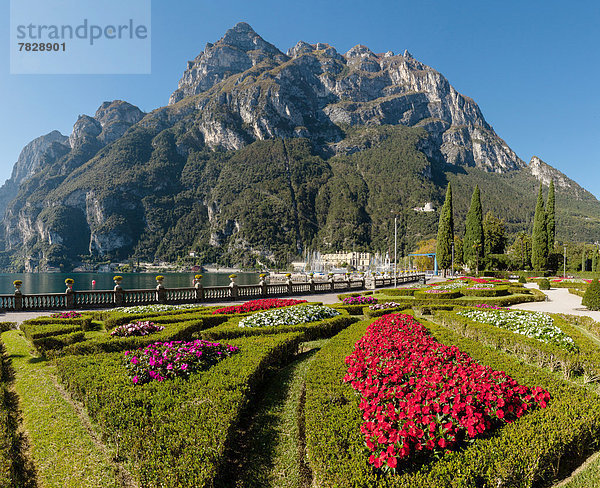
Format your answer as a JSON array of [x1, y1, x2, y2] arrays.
[[193, 274, 202, 287], [13, 280, 22, 294], [156, 275, 165, 289], [113, 275, 123, 290], [65, 278, 74, 293]]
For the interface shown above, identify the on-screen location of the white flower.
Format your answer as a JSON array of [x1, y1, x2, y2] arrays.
[[238, 305, 340, 328]]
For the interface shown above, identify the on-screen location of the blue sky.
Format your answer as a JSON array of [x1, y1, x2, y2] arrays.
[[1, 0, 599, 196]]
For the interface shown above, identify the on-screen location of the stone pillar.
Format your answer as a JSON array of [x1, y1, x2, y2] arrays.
[[308, 274, 315, 293], [114, 287, 124, 306], [328, 273, 335, 292], [14, 285, 22, 311], [286, 274, 293, 295], [193, 275, 203, 302], [66, 289, 75, 309], [229, 274, 238, 300]]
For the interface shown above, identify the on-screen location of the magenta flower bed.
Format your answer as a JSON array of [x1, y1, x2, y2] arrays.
[[473, 303, 508, 310], [50, 311, 82, 318], [343, 296, 377, 305], [124, 340, 240, 384], [111, 321, 165, 337]]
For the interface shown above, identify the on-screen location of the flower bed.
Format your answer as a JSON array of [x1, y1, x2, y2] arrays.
[[110, 321, 165, 337], [113, 304, 206, 314], [344, 314, 550, 470], [238, 305, 339, 328], [213, 298, 307, 315], [461, 285, 510, 297], [342, 295, 376, 305], [55, 333, 302, 487], [428, 281, 466, 290], [50, 311, 82, 319], [472, 303, 508, 310], [369, 302, 404, 310], [124, 339, 240, 384], [414, 289, 462, 300], [457, 309, 577, 351]]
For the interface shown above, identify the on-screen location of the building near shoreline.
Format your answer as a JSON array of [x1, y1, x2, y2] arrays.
[[320, 251, 371, 270]]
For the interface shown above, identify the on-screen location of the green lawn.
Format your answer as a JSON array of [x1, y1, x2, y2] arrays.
[[1, 330, 121, 488], [219, 339, 327, 488]]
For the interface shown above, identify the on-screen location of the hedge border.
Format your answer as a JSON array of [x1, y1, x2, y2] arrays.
[[55, 332, 302, 488], [200, 311, 358, 341], [305, 314, 600, 487]]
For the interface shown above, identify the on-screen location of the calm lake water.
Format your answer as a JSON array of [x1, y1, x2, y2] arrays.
[[0, 272, 259, 295]]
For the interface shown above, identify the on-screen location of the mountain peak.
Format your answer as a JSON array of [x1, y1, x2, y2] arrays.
[[169, 23, 285, 105]]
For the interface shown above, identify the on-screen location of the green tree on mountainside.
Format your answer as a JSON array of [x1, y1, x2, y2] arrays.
[[546, 180, 556, 251], [436, 184, 454, 275], [463, 185, 484, 271], [531, 184, 548, 270]]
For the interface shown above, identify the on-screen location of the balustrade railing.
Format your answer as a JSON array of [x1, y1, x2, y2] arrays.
[[0, 273, 425, 311]]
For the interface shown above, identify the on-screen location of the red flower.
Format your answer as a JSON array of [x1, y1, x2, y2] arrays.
[[344, 313, 551, 470]]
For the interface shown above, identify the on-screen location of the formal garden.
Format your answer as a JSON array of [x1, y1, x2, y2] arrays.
[[1, 281, 600, 487]]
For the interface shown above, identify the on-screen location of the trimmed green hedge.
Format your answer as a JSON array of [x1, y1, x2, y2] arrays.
[[569, 288, 586, 298], [103, 308, 216, 329], [57, 315, 231, 357], [460, 285, 510, 297], [0, 340, 26, 487], [200, 312, 358, 341], [413, 289, 462, 300], [373, 290, 545, 308], [33, 331, 86, 353], [331, 304, 366, 316], [22, 316, 92, 331], [55, 332, 302, 488], [374, 288, 423, 297], [21, 322, 81, 342], [0, 324, 15, 333], [305, 315, 600, 487], [337, 291, 373, 301]]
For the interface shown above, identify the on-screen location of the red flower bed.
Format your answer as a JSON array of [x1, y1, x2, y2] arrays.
[[344, 314, 550, 471], [212, 298, 307, 315]]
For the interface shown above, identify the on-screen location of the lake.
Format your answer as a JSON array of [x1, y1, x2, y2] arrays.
[[0, 272, 260, 295]]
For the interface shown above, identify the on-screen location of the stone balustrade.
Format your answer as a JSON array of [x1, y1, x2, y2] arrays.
[[1, 272, 426, 311]]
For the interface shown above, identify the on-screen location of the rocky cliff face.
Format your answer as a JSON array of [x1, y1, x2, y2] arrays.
[[527, 156, 591, 198], [168, 23, 524, 172], [0, 130, 69, 218]]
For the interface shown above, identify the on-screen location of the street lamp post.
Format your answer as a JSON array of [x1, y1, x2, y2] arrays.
[[394, 216, 398, 287], [564, 245, 567, 278], [451, 240, 455, 277]]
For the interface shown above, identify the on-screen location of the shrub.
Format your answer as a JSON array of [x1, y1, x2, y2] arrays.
[[305, 317, 600, 487], [50, 311, 81, 319], [21, 322, 81, 341], [33, 331, 86, 353], [238, 305, 340, 328], [58, 315, 231, 357], [345, 314, 550, 470], [518, 275, 527, 283], [413, 289, 462, 300], [342, 296, 376, 305], [460, 285, 510, 297], [582, 279, 600, 311], [201, 312, 357, 341], [538, 278, 551, 290], [22, 316, 92, 330], [123, 339, 240, 384], [110, 321, 164, 337], [213, 298, 307, 315], [55, 333, 302, 487]]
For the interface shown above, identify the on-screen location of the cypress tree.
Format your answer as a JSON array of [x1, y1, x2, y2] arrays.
[[546, 180, 556, 251], [531, 184, 548, 270], [463, 185, 484, 272], [436, 183, 454, 274]]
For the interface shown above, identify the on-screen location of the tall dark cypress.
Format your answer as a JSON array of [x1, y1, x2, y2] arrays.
[[531, 184, 548, 270], [463, 185, 484, 271], [546, 180, 555, 251], [436, 183, 454, 273]]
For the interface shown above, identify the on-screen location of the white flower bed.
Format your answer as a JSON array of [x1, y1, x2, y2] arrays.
[[431, 281, 466, 290], [113, 304, 205, 314], [458, 309, 577, 351], [465, 283, 495, 289], [238, 305, 340, 328]]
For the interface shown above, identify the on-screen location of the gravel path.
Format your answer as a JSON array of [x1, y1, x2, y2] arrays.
[[509, 284, 600, 320]]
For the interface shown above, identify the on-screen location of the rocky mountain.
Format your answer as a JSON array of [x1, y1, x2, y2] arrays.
[[0, 23, 598, 271]]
